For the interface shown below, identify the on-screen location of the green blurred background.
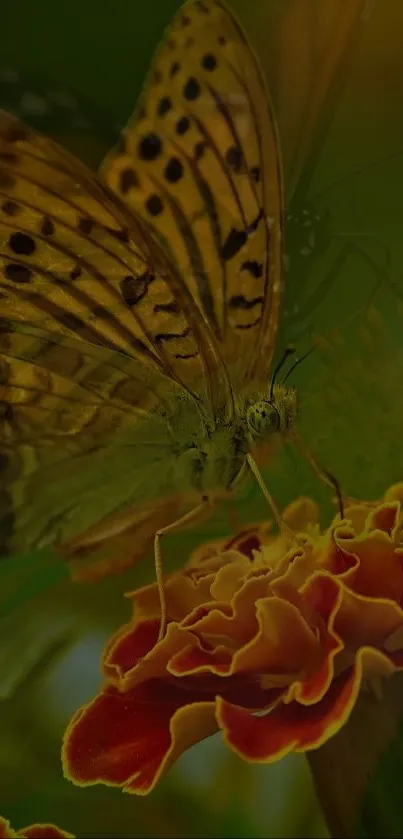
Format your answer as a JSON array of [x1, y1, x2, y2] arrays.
[[1, 0, 403, 835]]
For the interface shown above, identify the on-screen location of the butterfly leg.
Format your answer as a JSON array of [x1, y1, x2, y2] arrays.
[[154, 499, 211, 641], [293, 434, 345, 519], [246, 453, 293, 537]]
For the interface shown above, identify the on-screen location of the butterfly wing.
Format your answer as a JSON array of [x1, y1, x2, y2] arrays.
[[102, 0, 284, 385], [0, 111, 231, 558], [263, 0, 375, 203]]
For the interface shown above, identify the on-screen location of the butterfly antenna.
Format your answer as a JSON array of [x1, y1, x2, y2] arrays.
[[282, 348, 315, 384], [269, 346, 296, 399]]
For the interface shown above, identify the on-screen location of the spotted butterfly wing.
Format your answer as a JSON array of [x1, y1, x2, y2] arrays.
[[0, 109, 231, 560], [102, 0, 283, 384]]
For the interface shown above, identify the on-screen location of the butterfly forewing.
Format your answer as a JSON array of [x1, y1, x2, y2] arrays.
[[0, 111, 231, 405], [102, 0, 283, 384]]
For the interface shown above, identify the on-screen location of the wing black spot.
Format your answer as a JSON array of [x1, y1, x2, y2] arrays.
[[225, 145, 245, 173], [78, 217, 94, 235], [108, 228, 130, 244], [154, 300, 181, 314], [183, 77, 201, 101], [8, 232, 36, 256], [176, 116, 190, 135], [157, 96, 172, 117], [202, 53, 217, 71], [138, 132, 163, 161], [155, 326, 190, 345], [194, 141, 207, 161], [164, 157, 184, 183], [228, 295, 264, 310], [4, 263, 32, 284], [170, 62, 180, 78], [145, 194, 164, 216], [120, 271, 154, 306], [119, 167, 139, 194], [241, 260, 263, 279], [236, 318, 261, 330], [220, 229, 247, 261]]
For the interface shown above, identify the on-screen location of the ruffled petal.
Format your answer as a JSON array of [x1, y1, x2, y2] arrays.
[[217, 647, 397, 762], [62, 682, 217, 795]]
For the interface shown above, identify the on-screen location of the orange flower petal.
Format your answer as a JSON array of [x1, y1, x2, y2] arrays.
[[282, 497, 319, 531], [286, 575, 343, 704], [335, 529, 403, 601], [233, 596, 322, 678], [62, 682, 217, 795], [169, 641, 232, 675], [335, 587, 403, 651], [126, 571, 215, 624], [367, 501, 399, 536], [183, 575, 270, 647]]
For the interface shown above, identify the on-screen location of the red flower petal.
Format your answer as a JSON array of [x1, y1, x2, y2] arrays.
[[62, 681, 217, 795], [18, 827, 74, 839], [217, 647, 392, 762], [0, 818, 73, 839], [104, 620, 160, 680], [0, 818, 16, 838]]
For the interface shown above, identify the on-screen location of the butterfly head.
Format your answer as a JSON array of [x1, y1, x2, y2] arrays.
[[246, 385, 297, 441]]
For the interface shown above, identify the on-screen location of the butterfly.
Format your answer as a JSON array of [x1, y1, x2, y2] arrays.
[[0, 0, 339, 632]]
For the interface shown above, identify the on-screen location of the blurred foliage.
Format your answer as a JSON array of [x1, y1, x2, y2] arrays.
[[1, 0, 403, 836]]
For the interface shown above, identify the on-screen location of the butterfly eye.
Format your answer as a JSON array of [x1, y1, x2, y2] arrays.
[[246, 400, 281, 438]]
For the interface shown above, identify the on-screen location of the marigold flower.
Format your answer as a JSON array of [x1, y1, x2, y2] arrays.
[[62, 484, 403, 795], [0, 815, 74, 838]]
